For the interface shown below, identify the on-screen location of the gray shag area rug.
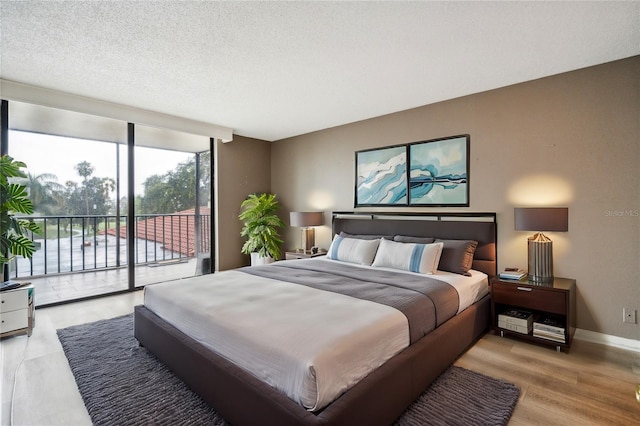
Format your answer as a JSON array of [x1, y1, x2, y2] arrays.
[[57, 314, 520, 426]]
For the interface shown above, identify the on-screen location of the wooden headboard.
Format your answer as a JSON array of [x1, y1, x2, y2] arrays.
[[332, 211, 497, 277]]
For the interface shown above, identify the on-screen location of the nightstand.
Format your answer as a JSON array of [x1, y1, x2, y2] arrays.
[[491, 276, 576, 352], [285, 251, 327, 260], [1, 284, 35, 338]]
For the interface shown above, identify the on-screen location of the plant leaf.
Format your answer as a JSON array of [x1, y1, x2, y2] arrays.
[[9, 234, 36, 259]]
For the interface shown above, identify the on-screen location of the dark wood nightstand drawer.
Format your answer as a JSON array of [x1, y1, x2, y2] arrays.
[[492, 284, 566, 315]]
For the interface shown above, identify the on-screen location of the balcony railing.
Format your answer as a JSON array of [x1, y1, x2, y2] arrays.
[[10, 213, 210, 279]]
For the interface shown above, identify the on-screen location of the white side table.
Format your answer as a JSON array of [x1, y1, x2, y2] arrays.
[[0, 284, 35, 338]]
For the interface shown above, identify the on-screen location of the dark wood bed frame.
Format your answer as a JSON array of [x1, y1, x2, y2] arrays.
[[134, 212, 497, 425]]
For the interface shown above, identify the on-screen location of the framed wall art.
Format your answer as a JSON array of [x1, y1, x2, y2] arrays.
[[354, 134, 470, 207], [355, 144, 407, 206], [408, 135, 469, 206]]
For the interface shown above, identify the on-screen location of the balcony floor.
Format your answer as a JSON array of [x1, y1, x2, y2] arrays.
[[25, 259, 198, 306]]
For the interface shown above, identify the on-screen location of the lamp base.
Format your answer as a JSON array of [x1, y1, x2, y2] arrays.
[[527, 232, 554, 283], [301, 228, 315, 253]]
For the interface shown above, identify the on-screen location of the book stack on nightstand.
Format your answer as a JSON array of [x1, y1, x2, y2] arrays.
[[498, 308, 533, 334], [498, 268, 527, 281], [533, 316, 566, 344]]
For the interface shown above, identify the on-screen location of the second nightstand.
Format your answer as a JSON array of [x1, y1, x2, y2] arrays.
[[491, 276, 576, 352], [285, 251, 327, 260]]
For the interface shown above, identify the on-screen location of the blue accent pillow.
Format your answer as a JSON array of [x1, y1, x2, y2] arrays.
[[372, 238, 444, 274], [326, 235, 380, 265]]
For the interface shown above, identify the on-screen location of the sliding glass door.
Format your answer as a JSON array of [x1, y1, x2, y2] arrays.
[[7, 102, 128, 304], [3, 100, 213, 306], [132, 145, 204, 287]]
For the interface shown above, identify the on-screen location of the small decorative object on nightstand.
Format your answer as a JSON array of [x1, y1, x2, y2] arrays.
[[491, 276, 576, 352], [285, 250, 327, 260], [1, 283, 35, 338]]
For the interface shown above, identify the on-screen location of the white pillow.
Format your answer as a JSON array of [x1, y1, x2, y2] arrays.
[[326, 234, 380, 265], [372, 238, 444, 274]]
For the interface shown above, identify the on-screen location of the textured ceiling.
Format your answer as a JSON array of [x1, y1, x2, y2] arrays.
[[1, 1, 638, 142]]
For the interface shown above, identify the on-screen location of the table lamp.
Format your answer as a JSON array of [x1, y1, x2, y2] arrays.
[[289, 211, 324, 253], [514, 207, 568, 283]]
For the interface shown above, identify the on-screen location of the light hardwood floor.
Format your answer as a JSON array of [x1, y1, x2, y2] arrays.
[[456, 333, 640, 425], [1, 291, 639, 425]]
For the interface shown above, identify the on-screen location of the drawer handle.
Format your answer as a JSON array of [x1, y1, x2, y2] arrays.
[[517, 287, 532, 292]]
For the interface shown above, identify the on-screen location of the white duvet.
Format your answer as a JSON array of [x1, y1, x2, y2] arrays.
[[143, 261, 487, 411]]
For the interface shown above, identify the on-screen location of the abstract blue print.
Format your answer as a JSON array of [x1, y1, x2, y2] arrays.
[[409, 136, 469, 206], [356, 145, 407, 205]]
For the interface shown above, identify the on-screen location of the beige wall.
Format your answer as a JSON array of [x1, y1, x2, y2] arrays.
[[271, 56, 640, 341], [215, 135, 271, 270]]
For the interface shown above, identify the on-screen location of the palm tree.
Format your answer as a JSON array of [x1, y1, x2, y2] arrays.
[[75, 161, 94, 215], [19, 172, 65, 215]]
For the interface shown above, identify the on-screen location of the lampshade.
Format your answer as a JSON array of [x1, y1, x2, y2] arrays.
[[514, 208, 568, 232], [514, 207, 568, 284], [290, 212, 324, 228]]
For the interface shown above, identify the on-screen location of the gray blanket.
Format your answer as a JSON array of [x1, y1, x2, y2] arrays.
[[240, 260, 459, 344]]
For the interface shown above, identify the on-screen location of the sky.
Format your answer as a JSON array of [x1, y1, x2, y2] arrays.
[[9, 131, 193, 194]]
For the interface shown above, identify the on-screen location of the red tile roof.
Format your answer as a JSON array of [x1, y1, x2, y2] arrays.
[[104, 207, 210, 256]]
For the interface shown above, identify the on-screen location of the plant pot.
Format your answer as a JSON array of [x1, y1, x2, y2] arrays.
[[250, 252, 274, 266]]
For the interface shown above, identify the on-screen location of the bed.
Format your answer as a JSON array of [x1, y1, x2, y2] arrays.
[[134, 211, 497, 425]]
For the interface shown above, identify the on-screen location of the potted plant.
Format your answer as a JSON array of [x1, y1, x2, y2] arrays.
[[239, 193, 285, 265], [1, 155, 40, 281]]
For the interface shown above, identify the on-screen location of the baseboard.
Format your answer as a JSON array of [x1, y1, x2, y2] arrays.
[[574, 328, 640, 353]]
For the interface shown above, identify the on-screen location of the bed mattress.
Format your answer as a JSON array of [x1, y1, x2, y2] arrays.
[[143, 259, 488, 411]]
